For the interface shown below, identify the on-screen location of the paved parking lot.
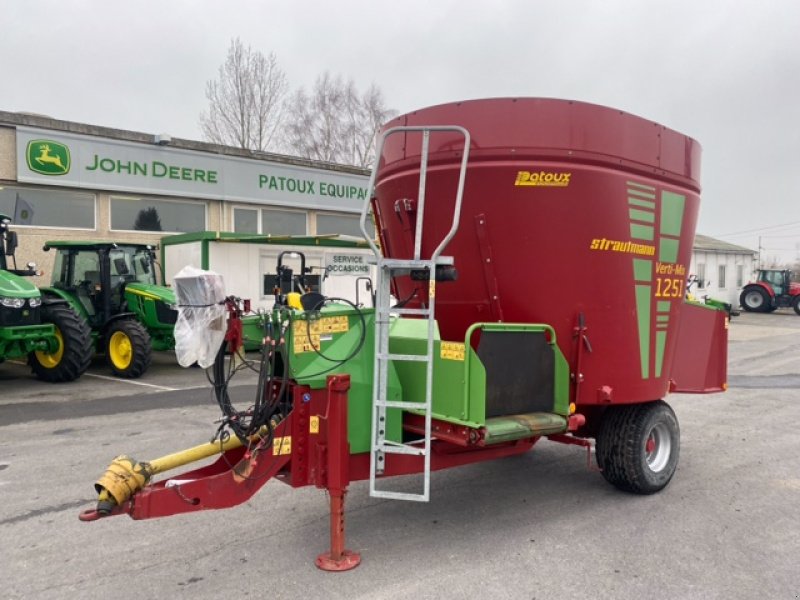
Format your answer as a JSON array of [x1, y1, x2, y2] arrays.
[[1, 311, 798, 599]]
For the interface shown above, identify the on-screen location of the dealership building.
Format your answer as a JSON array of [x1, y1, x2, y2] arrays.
[[0, 110, 371, 276]]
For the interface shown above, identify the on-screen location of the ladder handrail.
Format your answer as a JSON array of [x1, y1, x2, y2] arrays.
[[359, 125, 471, 263]]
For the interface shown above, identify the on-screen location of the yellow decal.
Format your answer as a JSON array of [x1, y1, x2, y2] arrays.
[[126, 288, 163, 301], [654, 262, 687, 298], [440, 341, 465, 361], [515, 170, 571, 187], [273, 436, 292, 455], [309, 416, 319, 434], [293, 316, 349, 354], [589, 238, 655, 257], [429, 280, 436, 299]]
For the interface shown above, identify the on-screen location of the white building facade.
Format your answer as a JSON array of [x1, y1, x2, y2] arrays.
[[689, 234, 757, 307]]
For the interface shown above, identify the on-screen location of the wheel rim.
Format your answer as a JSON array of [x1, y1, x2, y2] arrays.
[[645, 422, 672, 472], [109, 331, 133, 369], [745, 291, 763, 308], [34, 328, 64, 368]]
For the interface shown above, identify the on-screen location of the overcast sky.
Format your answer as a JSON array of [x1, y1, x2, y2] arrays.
[[2, 0, 799, 261]]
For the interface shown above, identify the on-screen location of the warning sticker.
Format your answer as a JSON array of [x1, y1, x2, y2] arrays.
[[309, 416, 320, 434], [293, 316, 349, 354], [273, 436, 292, 455], [440, 341, 465, 361]]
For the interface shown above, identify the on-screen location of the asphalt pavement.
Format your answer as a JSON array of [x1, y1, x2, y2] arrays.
[[1, 311, 798, 599]]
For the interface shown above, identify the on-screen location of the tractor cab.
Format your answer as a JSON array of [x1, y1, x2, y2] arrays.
[[0, 214, 38, 277], [757, 269, 792, 296], [46, 242, 158, 326]]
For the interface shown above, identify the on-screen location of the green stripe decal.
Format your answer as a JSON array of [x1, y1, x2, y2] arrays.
[[657, 301, 671, 312], [655, 330, 667, 377], [627, 181, 656, 193], [659, 238, 680, 263], [635, 284, 651, 378], [657, 315, 670, 323], [633, 259, 652, 282], [629, 197, 656, 209], [631, 224, 654, 241], [660, 192, 686, 237], [629, 208, 655, 223]]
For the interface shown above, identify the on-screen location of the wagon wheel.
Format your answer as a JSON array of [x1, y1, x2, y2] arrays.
[[595, 400, 680, 494]]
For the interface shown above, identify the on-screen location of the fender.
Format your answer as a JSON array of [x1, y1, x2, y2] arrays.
[[40, 287, 87, 317], [745, 281, 775, 298]]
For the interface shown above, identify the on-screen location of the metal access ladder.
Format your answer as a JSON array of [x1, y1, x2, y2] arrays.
[[359, 125, 471, 501]]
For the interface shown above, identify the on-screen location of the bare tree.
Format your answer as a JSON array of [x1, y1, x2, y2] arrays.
[[284, 73, 396, 167], [200, 39, 288, 152]]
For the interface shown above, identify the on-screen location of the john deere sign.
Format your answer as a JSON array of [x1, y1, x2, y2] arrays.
[[16, 127, 368, 212], [26, 140, 71, 175]]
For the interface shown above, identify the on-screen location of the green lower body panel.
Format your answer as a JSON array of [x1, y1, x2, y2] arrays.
[[483, 412, 568, 445], [0, 323, 57, 358]]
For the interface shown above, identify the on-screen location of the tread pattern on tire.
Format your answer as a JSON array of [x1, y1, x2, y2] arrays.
[[740, 288, 768, 313], [595, 400, 679, 495], [107, 319, 152, 378], [30, 304, 92, 383]]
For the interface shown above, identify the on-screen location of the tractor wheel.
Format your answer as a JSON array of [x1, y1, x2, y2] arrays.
[[30, 304, 92, 383], [595, 400, 680, 494], [106, 320, 152, 378], [739, 287, 769, 313], [793, 297, 800, 316]]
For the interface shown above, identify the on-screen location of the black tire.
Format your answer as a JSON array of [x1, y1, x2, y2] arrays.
[[29, 304, 92, 383], [595, 400, 680, 494], [740, 287, 769, 313], [106, 319, 152, 378]]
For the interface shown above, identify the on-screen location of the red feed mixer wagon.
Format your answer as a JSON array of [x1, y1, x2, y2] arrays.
[[79, 98, 728, 570]]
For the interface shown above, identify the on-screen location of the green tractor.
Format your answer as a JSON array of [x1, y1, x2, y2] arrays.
[[40, 241, 178, 378], [0, 215, 92, 382]]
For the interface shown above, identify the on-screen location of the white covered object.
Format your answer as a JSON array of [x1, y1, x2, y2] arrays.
[[173, 266, 227, 368]]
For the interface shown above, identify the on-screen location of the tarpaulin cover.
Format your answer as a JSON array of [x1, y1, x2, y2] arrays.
[[173, 266, 226, 368]]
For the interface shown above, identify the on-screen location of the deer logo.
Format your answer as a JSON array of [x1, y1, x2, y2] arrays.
[[26, 139, 71, 176]]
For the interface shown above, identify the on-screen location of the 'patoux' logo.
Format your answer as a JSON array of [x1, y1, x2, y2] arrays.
[[26, 140, 71, 176], [515, 170, 571, 187]]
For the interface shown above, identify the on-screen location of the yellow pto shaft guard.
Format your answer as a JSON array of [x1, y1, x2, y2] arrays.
[[93, 426, 272, 513], [95, 455, 152, 513]]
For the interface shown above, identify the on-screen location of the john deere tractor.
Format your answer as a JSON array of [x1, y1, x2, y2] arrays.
[[40, 241, 178, 378], [0, 215, 92, 382]]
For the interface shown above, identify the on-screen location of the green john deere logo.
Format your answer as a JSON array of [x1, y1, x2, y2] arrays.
[[26, 140, 71, 176]]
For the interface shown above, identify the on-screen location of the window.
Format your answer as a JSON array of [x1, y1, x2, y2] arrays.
[[697, 263, 706, 289], [261, 208, 307, 236], [718, 265, 726, 289], [0, 185, 95, 229], [736, 265, 744, 287], [316, 212, 374, 237], [110, 197, 205, 233], [233, 208, 258, 233]]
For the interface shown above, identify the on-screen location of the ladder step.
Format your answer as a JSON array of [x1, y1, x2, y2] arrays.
[[379, 257, 453, 269], [376, 400, 429, 410], [369, 489, 430, 502], [378, 442, 426, 456], [377, 352, 429, 362], [381, 307, 431, 316]]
